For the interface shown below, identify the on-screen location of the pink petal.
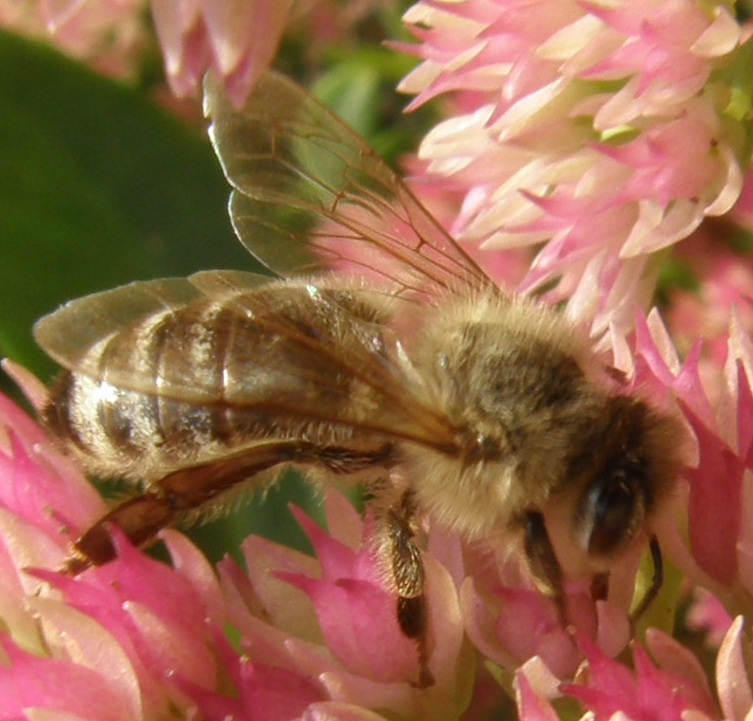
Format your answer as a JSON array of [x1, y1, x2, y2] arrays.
[[125, 599, 216, 688], [717, 616, 753, 721], [150, 0, 200, 76], [235, 533, 321, 638], [514, 670, 560, 721], [419, 555, 466, 690], [161, 529, 226, 626], [645, 628, 716, 716], [206, 0, 294, 106], [289, 506, 365, 583], [239, 660, 325, 721], [322, 490, 364, 549], [686, 588, 734, 648], [0, 391, 104, 532], [281, 573, 419, 683], [595, 601, 631, 658], [0, 505, 68, 573], [681, 404, 742, 585], [493, 586, 583, 678], [178, 680, 245, 721], [31, 530, 218, 696], [1, 359, 48, 412], [0, 433, 97, 539], [734, 362, 753, 461], [563, 635, 637, 714], [0, 635, 131, 721], [32, 596, 142, 719]]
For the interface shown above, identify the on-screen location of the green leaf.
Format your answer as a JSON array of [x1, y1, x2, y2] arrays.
[[0, 29, 260, 384]]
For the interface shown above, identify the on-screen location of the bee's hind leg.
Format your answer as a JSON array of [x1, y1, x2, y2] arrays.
[[66, 490, 176, 573], [65, 441, 299, 573], [66, 439, 386, 573]]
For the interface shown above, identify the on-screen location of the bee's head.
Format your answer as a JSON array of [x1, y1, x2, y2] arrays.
[[538, 394, 685, 581]]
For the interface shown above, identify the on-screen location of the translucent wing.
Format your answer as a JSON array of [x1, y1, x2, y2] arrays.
[[204, 71, 495, 301], [34, 272, 461, 451]]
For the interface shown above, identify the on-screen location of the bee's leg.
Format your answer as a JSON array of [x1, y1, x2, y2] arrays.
[[630, 535, 663, 621], [590, 572, 610, 602], [67, 440, 396, 573], [67, 491, 172, 574], [523, 510, 568, 626], [382, 488, 434, 688], [67, 440, 299, 572]]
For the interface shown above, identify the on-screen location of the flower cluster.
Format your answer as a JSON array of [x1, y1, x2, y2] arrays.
[[628, 310, 753, 618], [0, 386, 550, 720], [398, 0, 752, 338]]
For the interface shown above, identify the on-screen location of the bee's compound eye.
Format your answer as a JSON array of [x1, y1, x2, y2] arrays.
[[580, 471, 644, 558]]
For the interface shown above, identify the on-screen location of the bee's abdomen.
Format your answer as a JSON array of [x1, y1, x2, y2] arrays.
[[40, 285, 392, 481], [43, 370, 250, 480]]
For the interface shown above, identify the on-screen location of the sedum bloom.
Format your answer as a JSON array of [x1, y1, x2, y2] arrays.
[[663, 228, 753, 395], [4, 2, 753, 720], [514, 620, 753, 721], [398, 0, 752, 336], [561, 631, 719, 721], [0, 382, 473, 720], [0, 384, 229, 719]]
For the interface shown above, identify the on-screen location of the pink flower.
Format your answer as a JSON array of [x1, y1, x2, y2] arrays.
[[0, 386, 226, 719], [398, 0, 749, 336], [2, 319, 753, 721], [457, 537, 634, 681], [664, 234, 753, 397], [0, 0, 295, 106], [209, 495, 473, 719], [613, 309, 753, 618], [150, 0, 295, 105], [515, 619, 753, 721], [716, 615, 753, 721], [561, 632, 718, 721]]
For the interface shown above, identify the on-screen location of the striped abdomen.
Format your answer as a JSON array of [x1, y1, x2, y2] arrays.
[[40, 281, 406, 484]]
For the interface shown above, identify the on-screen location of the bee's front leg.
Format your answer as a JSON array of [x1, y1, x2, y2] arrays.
[[630, 535, 663, 622], [523, 510, 569, 626]]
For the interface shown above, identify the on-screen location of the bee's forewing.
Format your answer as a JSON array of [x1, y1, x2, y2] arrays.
[[204, 71, 494, 301], [34, 271, 460, 449], [34, 277, 205, 374]]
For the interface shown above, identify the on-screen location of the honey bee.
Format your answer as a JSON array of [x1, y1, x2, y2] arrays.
[[34, 72, 684, 687]]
